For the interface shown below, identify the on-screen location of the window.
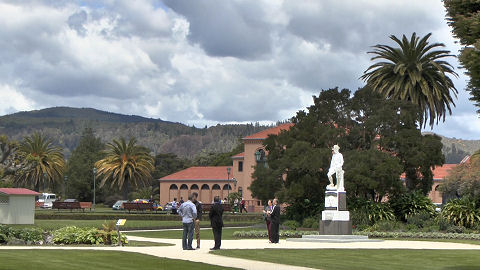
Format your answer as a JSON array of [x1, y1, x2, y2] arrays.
[[238, 161, 243, 172], [180, 184, 188, 190], [223, 184, 232, 190], [191, 184, 199, 190], [201, 184, 210, 190], [169, 184, 178, 190], [238, 187, 243, 196], [212, 184, 221, 190]]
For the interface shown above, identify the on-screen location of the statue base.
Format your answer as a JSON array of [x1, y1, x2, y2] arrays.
[[320, 189, 352, 235]]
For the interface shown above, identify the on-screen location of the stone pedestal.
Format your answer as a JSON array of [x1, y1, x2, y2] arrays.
[[320, 190, 352, 235]]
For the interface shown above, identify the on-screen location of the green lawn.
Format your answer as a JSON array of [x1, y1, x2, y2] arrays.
[[126, 227, 259, 240], [126, 240, 173, 247], [212, 249, 480, 270], [0, 250, 238, 270]]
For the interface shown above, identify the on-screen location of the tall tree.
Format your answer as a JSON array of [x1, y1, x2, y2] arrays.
[[65, 127, 105, 201], [15, 133, 65, 191], [95, 138, 154, 199], [250, 87, 444, 222], [444, 0, 480, 111], [361, 33, 458, 127], [440, 150, 480, 200], [0, 135, 17, 183]]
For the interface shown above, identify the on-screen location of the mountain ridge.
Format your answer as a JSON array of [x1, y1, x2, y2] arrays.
[[0, 107, 478, 163]]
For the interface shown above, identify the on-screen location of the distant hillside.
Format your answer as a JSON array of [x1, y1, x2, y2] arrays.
[[0, 107, 269, 159], [440, 135, 480, 163]]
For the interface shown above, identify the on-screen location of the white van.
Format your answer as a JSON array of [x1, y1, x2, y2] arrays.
[[37, 193, 57, 209]]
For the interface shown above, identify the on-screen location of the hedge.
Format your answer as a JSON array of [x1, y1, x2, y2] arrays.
[[356, 231, 480, 240], [35, 212, 263, 222], [233, 230, 320, 238]]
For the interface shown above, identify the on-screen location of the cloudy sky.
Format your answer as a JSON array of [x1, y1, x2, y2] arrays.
[[0, 0, 479, 139]]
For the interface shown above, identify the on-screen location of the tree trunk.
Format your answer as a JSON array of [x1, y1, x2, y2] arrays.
[[123, 179, 130, 200]]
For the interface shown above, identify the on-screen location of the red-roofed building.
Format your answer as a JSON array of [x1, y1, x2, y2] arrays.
[[159, 123, 294, 210], [400, 163, 462, 204]]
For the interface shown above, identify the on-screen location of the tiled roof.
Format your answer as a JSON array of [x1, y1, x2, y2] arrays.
[[232, 152, 245, 159], [243, 123, 294, 140], [400, 164, 457, 180], [160, 166, 234, 180], [0, 188, 40, 196]]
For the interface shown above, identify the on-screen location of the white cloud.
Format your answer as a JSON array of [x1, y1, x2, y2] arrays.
[[0, 84, 35, 114], [0, 0, 477, 139]]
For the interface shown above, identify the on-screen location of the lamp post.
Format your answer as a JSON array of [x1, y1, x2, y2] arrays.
[[232, 177, 237, 190], [64, 176, 68, 198], [93, 167, 97, 211], [227, 167, 231, 198]]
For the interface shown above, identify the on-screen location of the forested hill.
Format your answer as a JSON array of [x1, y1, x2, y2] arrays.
[[0, 107, 269, 159]]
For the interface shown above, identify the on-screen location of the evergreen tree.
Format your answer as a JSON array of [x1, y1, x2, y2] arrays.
[[65, 128, 105, 201]]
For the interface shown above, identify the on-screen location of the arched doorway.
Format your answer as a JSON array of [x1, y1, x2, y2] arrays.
[[169, 184, 178, 202], [212, 184, 221, 201], [179, 184, 188, 202], [200, 184, 210, 203]]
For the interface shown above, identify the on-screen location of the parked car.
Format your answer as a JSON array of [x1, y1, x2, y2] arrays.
[[132, 199, 149, 203], [112, 200, 128, 210], [37, 193, 57, 209], [153, 203, 163, 211]]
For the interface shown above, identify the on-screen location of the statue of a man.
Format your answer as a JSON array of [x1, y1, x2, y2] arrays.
[[327, 144, 344, 191]]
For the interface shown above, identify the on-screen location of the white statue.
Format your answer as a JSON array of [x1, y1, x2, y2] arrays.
[[327, 144, 344, 192]]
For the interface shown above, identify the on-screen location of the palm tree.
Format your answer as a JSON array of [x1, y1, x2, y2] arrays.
[[361, 32, 458, 127], [95, 138, 154, 199], [15, 133, 65, 191]]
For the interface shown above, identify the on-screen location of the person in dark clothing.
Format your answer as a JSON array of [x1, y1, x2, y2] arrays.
[[209, 196, 224, 250], [270, 198, 281, 243], [191, 192, 203, 249], [240, 198, 248, 213]]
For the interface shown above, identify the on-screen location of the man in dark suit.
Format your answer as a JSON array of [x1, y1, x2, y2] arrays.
[[270, 198, 281, 243], [209, 196, 224, 250]]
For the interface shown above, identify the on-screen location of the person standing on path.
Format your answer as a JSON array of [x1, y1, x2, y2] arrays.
[[209, 196, 224, 250], [263, 199, 273, 243], [240, 198, 248, 213], [191, 192, 203, 249], [171, 198, 178, 215], [177, 194, 197, 250], [270, 198, 281, 244]]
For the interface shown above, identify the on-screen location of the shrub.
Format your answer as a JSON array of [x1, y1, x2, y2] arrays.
[[282, 220, 300, 230], [53, 226, 126, 245], [442, 197, 480, 228], [0, 226, 43, 243], [406, 211, 432, 228], [357, 231, 480, 240], [350, 199, 394, 225], [302, 217, 319, 229], [446, 225, 466, 234], [369, 220, 404, 232], [389, 192, 436, 221], [435, 215, 452, 231]]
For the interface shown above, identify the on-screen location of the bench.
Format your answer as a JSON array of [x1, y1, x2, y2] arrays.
[[201, 203, 232, 213], [52, 201, 92, 212], [123, 202, 155, 213]]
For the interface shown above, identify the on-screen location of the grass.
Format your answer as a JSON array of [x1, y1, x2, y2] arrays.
[[126, 227, 258, 240], [383, 238, 480, 245], [126, 240, 173, 247], [211, 249, 480, 270], [0, 250, 239, 270], [12, 219, 254, 231]]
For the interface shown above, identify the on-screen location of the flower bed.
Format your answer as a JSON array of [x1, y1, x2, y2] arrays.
[[0, 225, 127, 246]]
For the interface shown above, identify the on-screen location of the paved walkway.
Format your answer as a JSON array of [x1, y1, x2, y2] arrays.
[[1, 235, 480, 270]]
